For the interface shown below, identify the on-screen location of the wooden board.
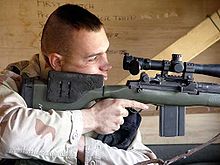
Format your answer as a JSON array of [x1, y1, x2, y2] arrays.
[[119, 8, 220, 84], [140, 113, 220, 144], [0, 0, 220, 85]]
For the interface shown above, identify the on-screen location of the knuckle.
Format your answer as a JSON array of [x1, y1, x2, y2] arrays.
[[120, 117, 124, 125], [113, 99, 121, 106], [114, 124, 120, 131], [124, 110, 129, 117]]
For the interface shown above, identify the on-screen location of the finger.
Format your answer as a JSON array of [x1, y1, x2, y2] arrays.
[[120, 99, 149, 111], [119, 116, 124, 125], [113, 123, 120, 132], [120, 108, 129, 117]]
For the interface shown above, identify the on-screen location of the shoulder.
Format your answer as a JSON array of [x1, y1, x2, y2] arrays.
[[0, 70, 22, 92]]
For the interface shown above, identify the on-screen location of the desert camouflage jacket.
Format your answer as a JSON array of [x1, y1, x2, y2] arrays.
[[0, 54, 156, 165]]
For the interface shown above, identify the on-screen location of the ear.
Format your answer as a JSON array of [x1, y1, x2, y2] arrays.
[[47, 53, 63, 71]]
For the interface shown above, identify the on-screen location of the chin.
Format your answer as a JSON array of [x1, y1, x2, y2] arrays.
[[103, 76, 108, 81]]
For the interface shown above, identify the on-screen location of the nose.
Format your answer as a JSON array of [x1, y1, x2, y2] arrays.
[[101, 63, 112, 72], [100, 54, 112, 72]]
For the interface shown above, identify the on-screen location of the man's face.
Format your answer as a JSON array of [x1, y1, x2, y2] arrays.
[[60, 27, 112, 81]]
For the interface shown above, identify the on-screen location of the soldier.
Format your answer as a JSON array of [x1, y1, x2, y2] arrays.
[[0, 4, 156, 165]]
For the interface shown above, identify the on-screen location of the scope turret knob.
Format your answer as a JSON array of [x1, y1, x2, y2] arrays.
[[171, 54, 184, 73], [174, 63, 184, 73], [172, 54, 182, 62]]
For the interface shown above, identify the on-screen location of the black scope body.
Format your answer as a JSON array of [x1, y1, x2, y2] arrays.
[[123, 53, 220, 78]]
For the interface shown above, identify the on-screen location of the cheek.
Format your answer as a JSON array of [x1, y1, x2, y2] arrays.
[[62, 62, 99, 74], [81, 67, 100, 74]]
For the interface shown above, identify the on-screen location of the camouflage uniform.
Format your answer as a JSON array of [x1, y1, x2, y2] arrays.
[[0, 54, 156, 164]]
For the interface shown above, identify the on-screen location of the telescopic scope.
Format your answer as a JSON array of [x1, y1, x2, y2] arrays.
[[123, 53, 220, 78]]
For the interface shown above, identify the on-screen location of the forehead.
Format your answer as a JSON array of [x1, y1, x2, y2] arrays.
[[70, 27, 109, 57]]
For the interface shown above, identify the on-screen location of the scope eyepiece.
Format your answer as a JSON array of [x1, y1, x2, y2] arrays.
[[123, 54, 142, 75]]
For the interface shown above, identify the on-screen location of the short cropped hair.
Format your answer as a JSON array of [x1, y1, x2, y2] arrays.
[[41, 4, 103, 59]]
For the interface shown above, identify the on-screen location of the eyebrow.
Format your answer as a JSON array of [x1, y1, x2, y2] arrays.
[[87, 52, 102, 58], [87, 47, 109, 58]]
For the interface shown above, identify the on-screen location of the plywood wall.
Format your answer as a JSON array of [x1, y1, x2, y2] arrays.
[[0, 0, 220, 84]]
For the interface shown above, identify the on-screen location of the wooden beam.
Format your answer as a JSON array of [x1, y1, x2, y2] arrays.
[[140, 106, 220, 116], [118, 9, 220, 85], [140, 113, 220, 144]]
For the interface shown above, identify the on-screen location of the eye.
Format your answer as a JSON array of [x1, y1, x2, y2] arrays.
[[88, 56, 97, 62]]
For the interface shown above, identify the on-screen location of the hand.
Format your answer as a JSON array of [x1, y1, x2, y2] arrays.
[[81, 99, 148, 134]]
